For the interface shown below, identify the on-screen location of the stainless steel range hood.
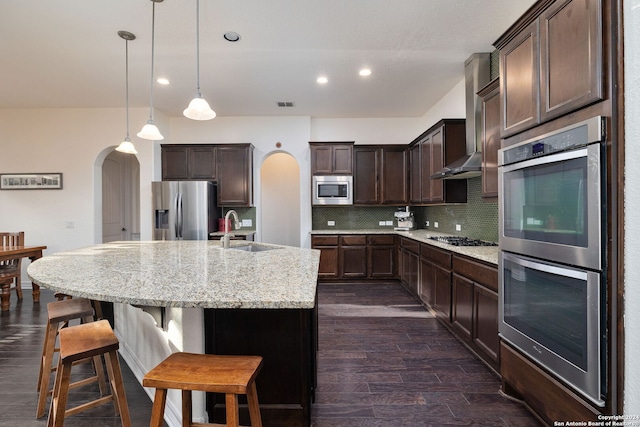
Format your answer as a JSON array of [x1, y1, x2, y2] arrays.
[[431, 53, 491, 180]]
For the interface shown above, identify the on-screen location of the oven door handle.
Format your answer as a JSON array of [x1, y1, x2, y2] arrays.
[[501, 252, 590, 281]]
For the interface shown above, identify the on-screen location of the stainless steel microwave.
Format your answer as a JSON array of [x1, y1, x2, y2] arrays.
[[312, 175, 353, 205]]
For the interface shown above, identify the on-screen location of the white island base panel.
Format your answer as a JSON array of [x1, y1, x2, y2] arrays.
[[114, 303, 206, 427]]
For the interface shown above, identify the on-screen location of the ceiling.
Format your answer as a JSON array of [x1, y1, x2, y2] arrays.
[[0, 0, 536, 119]]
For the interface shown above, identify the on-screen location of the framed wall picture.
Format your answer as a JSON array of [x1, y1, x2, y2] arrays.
[[0, 173, 63, 190]]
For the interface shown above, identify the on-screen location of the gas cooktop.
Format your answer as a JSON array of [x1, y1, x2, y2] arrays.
[[429, 236, 498, 247]]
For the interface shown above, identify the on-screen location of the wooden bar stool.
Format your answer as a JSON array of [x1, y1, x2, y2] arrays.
[[37, 297, 107, 418], [48, 319, 131, 427], [143, 352, 263, 427]]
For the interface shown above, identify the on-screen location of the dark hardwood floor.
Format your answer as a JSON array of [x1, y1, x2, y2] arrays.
[[0, 283, 541, 427], [311, 283, 542, 427]]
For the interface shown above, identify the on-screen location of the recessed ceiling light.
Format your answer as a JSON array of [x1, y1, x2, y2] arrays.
[[157, 78, 170, 85], [359, 68, 372, 77], [317, 76, 328, 84], [224, 32, 241, 42]]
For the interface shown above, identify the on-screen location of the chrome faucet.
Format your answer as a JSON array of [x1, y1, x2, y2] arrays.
[[221, 210, 240, 249]]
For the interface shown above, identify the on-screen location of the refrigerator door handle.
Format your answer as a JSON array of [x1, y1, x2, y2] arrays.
[[176, 192, 183, 239]]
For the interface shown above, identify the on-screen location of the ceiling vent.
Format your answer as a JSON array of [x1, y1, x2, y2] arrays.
[[277, 101, 295, 107]]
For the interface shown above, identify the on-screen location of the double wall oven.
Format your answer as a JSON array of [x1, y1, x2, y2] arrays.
[[498, 116, 607, 407]]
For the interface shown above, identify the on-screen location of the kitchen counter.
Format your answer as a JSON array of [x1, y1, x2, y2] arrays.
[[27, 240, 320, 427], [310, 229, 499, 265], [27, 240, 319, 309]]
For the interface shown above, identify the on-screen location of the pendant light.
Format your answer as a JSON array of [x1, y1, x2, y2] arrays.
[[183, 0, 216, 120], [116, 31, 138, 155], [137, 0, 164, 140]]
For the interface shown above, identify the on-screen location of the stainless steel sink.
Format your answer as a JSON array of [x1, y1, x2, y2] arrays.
[[230, 245, 280, 253]]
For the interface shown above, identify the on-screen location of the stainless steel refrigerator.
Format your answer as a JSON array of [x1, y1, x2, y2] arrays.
[[152, 181, 220, 240]]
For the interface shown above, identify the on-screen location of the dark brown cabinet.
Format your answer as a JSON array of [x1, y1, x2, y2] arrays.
[[499, 21, 540, 137], [419, 243, 452, 321], [368, 235, 397, 278], [216, 144, 253, 206], [478, 78, 500, 198], [310, 142, 353, 175], [312, 235, 340, 279], [353, 147, 379, 204], [312, 234, 396, 281], [399, 238, 420, 296], [353, 146, 408, 205], [340, 235, 367, 278], [409, 143, 421, 204], [452, 254, 499, 370], [409, 119, 467, 205], [161, 144, 253, 206], [539, 0, 603, 122], [496, 0, 603, 137], [162, 145, 216, 180], [453, 274, 474, 339]]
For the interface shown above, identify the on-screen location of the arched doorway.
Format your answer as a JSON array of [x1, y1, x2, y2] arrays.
[[102, 150, 140, 242], [260, 152, 300, 246]]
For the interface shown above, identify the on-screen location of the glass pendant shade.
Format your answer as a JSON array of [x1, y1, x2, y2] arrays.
[[184, 95, 216, 120], [184, 0, 215, 121], [137, 120, 164, 140], [138, 0, 164, 141], [118, 31, 137, 154], [116, 138, 138, 154]]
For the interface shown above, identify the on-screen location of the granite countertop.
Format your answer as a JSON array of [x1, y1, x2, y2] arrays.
[[27, 241, 320, 309], [311, 229, 499, 265]]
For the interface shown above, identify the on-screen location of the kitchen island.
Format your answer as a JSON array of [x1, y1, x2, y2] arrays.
[[27, 240, 320, 427]]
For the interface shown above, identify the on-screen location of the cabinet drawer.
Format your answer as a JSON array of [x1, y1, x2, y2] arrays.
[[312, 235, 338, 246], [368, 235, 395, 245], [341, 235, 367, 246], [420, 244, 452, 269], [401, 238, 420, 254], [452, 255, 498, 292]]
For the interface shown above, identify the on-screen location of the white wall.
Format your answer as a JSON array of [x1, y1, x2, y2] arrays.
[[624, 0, 640, 415], [0, 107, 162, 250], [310, 79, 466, 144]]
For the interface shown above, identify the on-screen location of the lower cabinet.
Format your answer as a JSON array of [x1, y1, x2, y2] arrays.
[[420, 244, 452, 323], [311, 234, 396, 281], [368, 235, 397, 278], [341, 236, 367, 278], [451, 255, 499, 370], [400, 238, 420, 296], [312, 236, 339, 279]]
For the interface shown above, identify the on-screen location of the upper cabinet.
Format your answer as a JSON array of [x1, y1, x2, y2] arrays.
[[310, 142, 354, 175], [498, 21, 540, 137], [409, 119, 467, 205], [539, 0, 603, 121], [216, 144, 254, 206], [353, 145, 408, 205], [496, 0, 603, 138], [478, 78, 500, 199], [161, 144, 253, 207], [162, 145, 217, 180]]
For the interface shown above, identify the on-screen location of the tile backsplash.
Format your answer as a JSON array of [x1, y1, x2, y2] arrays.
[[312, 177, 498, 243], [222, 207, 256, 231]]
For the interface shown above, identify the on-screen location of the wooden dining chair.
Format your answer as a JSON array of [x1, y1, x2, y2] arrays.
[[0, 232, 25, 299]]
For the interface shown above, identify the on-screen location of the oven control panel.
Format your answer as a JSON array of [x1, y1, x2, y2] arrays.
[[500, 116, 605, 166]]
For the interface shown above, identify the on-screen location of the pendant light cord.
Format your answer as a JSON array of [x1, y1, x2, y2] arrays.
[[195, 0, 201, 96], [125, 38, 130, 139], [148, 0, 157, 121]]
